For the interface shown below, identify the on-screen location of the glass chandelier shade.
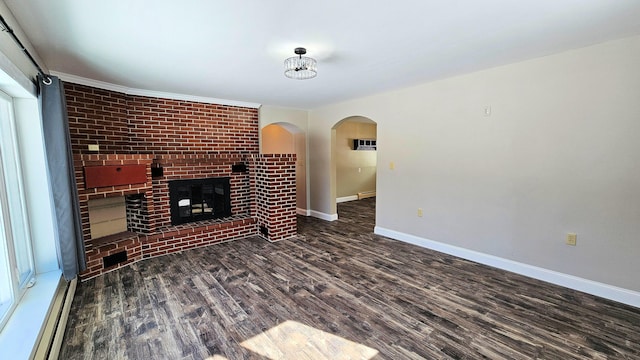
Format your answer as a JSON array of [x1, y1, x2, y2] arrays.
[[284, 47, 317, 80]]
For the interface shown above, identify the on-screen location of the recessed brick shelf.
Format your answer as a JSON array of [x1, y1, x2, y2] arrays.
[[66, 82, 297, 280]]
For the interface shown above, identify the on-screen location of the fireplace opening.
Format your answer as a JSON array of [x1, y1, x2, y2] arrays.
[[169, 177, 231, 225]]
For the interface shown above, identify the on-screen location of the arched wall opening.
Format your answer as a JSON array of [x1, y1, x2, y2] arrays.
[[261, 122, 308, 212], [331, 116, 377, 220]]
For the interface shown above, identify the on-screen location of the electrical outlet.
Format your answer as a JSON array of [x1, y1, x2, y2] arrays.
[[417, 208, 423, 217], [566, 233, 577, 246]]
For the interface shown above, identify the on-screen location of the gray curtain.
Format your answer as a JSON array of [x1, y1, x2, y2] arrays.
[[38, 74, 86, 280]]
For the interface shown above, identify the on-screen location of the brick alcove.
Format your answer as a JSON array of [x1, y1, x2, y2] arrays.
[[66, 83, 297, 279]]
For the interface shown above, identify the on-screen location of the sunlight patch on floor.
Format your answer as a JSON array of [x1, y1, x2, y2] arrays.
[[240, 320, 379, 359]]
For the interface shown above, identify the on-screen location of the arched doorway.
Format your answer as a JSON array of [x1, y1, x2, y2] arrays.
[[331, 116, 377, 221], [262, 122, 308, 214]]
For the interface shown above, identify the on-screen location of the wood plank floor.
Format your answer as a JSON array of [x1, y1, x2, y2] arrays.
[[60, 198, 640, 359]]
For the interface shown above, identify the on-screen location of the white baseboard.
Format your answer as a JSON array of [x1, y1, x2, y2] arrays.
[[310, 210, 338, 221], [32, 275, 69, 360], [336, 195, 358, 203], [47, 277, 77, 360], [296, 208, 311, 216], [374, 226, 640, 308]]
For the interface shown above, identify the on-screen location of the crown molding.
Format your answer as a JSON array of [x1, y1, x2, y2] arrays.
[[50, 71, 261, 109]]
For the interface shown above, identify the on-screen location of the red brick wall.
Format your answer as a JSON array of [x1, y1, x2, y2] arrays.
[[84, 234, 142, 280], [65, 82, 259, 155], [65, 83, 130, 154], [252, 154, 297, 242], [128, 96, 258, 154], [65, 82, 296, 280], [126, 194, 149, 233]]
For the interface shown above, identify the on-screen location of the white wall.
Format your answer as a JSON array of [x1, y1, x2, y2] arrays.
[[262, 123, 295, 154], [335, 120, 377, 199], [259, 106, 309, 146], [309, 35, 640, 297]]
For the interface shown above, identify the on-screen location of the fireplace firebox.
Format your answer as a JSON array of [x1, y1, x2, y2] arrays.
[[169, 177, 231, 225]]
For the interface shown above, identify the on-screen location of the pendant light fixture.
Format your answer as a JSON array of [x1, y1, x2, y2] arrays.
[[284, 47, 317, 80]]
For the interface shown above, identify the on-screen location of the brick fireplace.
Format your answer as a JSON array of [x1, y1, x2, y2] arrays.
[[66, 83, 297, 279]]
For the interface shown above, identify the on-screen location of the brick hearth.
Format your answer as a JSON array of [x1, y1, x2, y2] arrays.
[[66, 83, 297, 280]]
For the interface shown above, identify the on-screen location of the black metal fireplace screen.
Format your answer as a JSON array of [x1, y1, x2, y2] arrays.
[[168, 177, 231, 225]]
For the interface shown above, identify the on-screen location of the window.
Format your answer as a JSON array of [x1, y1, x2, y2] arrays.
[[0, 90, 35, 329]]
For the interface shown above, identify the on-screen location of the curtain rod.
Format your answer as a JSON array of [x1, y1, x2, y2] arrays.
[[0, 13, 51, 84]]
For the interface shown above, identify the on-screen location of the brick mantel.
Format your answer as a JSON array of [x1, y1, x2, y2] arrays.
[[65, 82, 296, 279]]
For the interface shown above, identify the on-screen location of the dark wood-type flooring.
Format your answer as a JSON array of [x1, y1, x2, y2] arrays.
[[60, 198, 640, 359]]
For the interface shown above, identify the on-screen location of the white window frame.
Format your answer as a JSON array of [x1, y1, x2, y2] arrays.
[[0, 154, 15, 321], [0, 89, 35, 330]]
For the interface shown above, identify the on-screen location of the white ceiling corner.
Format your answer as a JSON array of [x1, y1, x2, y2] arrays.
[[4, 0, 640, 109]]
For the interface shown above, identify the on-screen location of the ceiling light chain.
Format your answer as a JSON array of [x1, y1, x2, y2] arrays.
[[284, 47, 317, 80]]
